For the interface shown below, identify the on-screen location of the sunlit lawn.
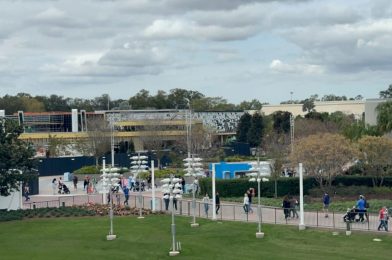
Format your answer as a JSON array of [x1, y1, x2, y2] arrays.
[[0, 215, 391, 260]]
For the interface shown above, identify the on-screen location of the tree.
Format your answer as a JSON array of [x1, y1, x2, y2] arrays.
[[36, 94, 70, 112], [272, 111, 291, 134], [342, 122, 381, 141], [265, 132, 290, 198], [357, 136, 392, 187], [376, 101, 392, 133], [236, 113, 252, 142], [302, 98, 315, 113], [167, 88, 204, 109], [129, 89, 152, 109], [289, 133, 356, 191], [0, 118, 36, 196], [247, 112, 265, 147], [237, 99, 263, 111], [294, 117, 340, 140], [379, 84, 392, 98], [47, 134, 71, 157], [83, 117, 112, 165]]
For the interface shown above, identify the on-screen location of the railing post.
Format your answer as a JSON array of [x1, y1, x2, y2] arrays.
[[274, 208, 277, 224], [317, 210, 319, 227], [188, 201, 190, 216], [198, 202, 201, 217], [333, 211, 335, 229], [233, 205, 235, 221], [73, 196, 75, 206], [180, 200, 182, 215]]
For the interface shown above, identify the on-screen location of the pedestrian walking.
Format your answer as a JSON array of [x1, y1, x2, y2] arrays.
[[202, 193, 210, 217], [72, 175, 78, 190], [282, 195, 290, 220], [51, 178, 57, 195], [356, 195, 366, 222], [243, 193, 249, 214], [322, 192, 330, 218], [123, 186, 129, 206], [215, 192, 221, 215], [290, 196, 299, 219], [83, 176, 88, 191], [377, 206, 389, 232], [23, 184, 30, 201], [163, 193, 170, 211], [247, 189, 253, 214]]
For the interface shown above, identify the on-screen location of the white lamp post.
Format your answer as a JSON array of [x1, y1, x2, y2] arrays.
[[130, 153, 149, 219], [248, 158, 269, 239], [184, 156, 203, 227], [100, 166, 121, 240], [161, 175, 183, 256]]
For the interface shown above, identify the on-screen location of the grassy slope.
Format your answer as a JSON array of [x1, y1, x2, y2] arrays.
[[0, 216, 391, 260]]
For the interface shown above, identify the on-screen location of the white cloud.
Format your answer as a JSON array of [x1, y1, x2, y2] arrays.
[[144, 19, 257, 41], [269, 59, 324, 75]]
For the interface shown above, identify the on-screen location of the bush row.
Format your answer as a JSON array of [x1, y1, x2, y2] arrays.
[[199, 176, 392, 198]]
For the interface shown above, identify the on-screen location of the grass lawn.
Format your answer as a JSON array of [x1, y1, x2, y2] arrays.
[[0, 215, 391, 260]]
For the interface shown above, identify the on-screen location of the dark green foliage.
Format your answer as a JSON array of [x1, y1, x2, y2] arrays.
[[200, 176, 392, 198], [272, 111, 291, 134], [247, 112, 264, 147], [302, 98, 315, 113], [0, 119, 37, 196], [376, 101, 392, 133], [200, 177, 317, 198], [379, 84, 392, 98], [304, 111, 329, 121], [342, 121, 382, 141], [74, 165, 100, 175], [0, 207, 96, 222], [236, 112, 252, 142]]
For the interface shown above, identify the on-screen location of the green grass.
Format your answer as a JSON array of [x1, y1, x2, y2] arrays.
[[0, 215, 391, 260]]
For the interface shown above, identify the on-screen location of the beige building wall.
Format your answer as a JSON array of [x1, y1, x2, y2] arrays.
[[261, 100, 365, 119]]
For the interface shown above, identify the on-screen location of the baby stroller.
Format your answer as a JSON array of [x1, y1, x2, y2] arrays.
[[343, 207, 359, 222], [62, 184, 71, 194]]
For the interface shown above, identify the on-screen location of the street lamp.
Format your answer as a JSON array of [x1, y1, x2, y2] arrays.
[[248, 156, 269, 239], [161, 175, 183, 256], [184, 156, 203, 227], [100, 165, 120, 240], [130, 153, 149, 219]]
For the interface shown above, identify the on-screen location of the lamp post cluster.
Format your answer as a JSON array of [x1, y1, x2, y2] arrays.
[[100, 158, 120, 240], [248, 157, 269, 239], [184, 156, 203, 227], [161, 175, 183, 256], [130, 153, 149, 219]]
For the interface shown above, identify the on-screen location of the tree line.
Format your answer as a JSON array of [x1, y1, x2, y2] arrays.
[[0, 89, 264, 114]]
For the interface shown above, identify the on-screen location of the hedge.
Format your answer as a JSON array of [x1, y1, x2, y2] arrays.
[[199, 176, 392, 198]]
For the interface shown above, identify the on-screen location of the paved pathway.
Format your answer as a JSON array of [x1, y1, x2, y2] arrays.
[[24, 177, 389, 234]]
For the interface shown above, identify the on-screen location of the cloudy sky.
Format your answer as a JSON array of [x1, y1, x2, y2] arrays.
[[0, 0, 391, 104]]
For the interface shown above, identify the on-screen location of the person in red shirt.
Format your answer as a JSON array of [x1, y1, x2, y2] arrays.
[[377, 206, 389, 232]]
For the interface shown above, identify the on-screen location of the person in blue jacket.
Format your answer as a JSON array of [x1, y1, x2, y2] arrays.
[[323, 192, 330, 218], [356, 195, 366, 222]]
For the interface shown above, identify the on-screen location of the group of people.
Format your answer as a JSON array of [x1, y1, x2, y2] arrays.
[[243, 188, 255, 214], [51, 177, 70, 194], [282, 195, 299, 220]]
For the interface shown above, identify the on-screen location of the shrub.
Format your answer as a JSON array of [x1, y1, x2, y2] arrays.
[[199, 177, 317, 198], [74, 165, 100, 175]]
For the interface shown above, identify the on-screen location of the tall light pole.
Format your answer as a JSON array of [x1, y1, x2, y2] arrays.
[[248, 153, 269, 239], [161, 175, 183, 256], [184, 156, 203, 227], [290, 114, 295, 154], [130, 153, 149, 219], [100, 166, 120, 240]]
